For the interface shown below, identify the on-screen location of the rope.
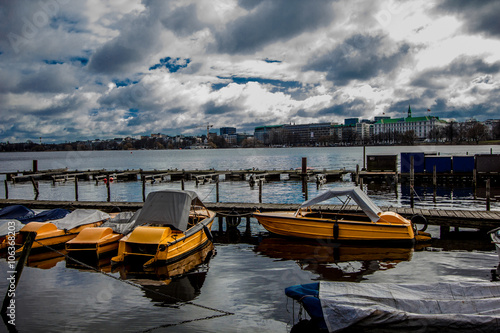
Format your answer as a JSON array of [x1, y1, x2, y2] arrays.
[[32, 240, 234, 327]]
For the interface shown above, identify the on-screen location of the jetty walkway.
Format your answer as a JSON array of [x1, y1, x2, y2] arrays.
[[1, 199, 499, 235]]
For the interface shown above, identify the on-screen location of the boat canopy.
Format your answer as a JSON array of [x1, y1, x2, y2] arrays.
[[51, 209, 110, 230], [318, 281, 500, 332], [101, 210, 141, 235], [298, 187, 382, 222], [135, 190, 204, 232]]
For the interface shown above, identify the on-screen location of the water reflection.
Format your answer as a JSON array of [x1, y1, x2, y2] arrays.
[[26, 249, 66, 269], [255, 237, 414, 282], [113, 243, 215, 305]]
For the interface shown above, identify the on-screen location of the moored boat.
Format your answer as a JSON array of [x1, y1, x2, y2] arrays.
[[111, 190, 215, 268], [489, 227, 500, 280], [7, 209, 110, 254], [253, 187, 431, 245], [66, 210, 139, 259], [286, 281, 500, 332]]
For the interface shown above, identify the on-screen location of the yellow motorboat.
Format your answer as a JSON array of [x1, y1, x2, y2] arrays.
[[6, 209, 110, 254], [111, 190, 215, 268], [66, 211, 139, 259], [253, 187, 431, 245]]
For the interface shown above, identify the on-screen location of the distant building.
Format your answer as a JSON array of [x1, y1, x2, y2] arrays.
[[345, 118, 359, 126], [220, 127, 236, 136], [373, 115, 447, 140]]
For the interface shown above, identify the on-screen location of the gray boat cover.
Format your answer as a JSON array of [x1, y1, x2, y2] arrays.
[[135, 190, 203, 232], [298, 187, 382, 222], [0, 220, 24, 237], [319, 281, 500, 332], [101, 210, 141, 235], [50, 209, 110, 230]]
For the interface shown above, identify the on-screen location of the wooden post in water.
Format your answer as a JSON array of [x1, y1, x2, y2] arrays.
[[106, 173, 111, 202], [359, 177, 363, 191], [32, 160, 38, 173], [410, 156, 414, 208], [486, 179, 491, 211], [362, 145, 366, 170], [218, 215, 224, 233], [216, 181, 220, 203], [181, 178, 185, 190], [258, 179, 263, 203], [2, 231, 36, 327], [30, 176, 39, 200], [75, 177, 79, 201], [245, 216, 251, 235], [433, 165, 437, 203], [142, 175, 146, 202], [355, 164, 359, 185], [4, 180, 8, 199]]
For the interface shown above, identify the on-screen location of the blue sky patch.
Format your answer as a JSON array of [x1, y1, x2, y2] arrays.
[[149, 57, 191, 72]]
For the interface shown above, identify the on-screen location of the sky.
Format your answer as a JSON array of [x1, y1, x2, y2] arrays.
[[1, 0, 500, 143]]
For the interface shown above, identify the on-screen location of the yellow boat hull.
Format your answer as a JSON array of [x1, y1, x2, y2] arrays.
[[66, 227, 123, 257], [112, 213, 215, 267], [254, 211, 416, 243]]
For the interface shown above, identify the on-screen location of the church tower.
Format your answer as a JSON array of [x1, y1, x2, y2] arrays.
[[407, 104, 412, 118]]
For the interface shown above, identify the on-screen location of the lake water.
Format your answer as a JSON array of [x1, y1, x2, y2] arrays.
[[0, 146, 499, 332]]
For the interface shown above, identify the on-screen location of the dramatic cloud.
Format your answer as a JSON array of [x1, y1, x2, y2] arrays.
[[0, 0, 499, 143]]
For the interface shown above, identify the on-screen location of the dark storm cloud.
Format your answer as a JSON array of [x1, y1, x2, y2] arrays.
[[315, 98, 366, 117], [212, 0, 335, 54], [159, 3, 206, 37], [305, 34, 411, 86], [7, 64, 78, 94], [203, 101, 235, 115], [410, 56, 500, 88], [434, 0, 500, 38]]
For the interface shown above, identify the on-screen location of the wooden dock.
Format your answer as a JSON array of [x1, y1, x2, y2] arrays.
[[1, 199, 499, 233]]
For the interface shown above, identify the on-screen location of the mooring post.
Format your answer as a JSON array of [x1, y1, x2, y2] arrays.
[[359, 177, 363, 191], [142, 175, 146, 202], [216, 180, 220, 203], [245, 216, 251, 235], [75, 177, 79, 201], [4, 180, 8, 199], [181, 178, 185, 190], [362, 145, 366, 170], [355, 164, 359, 185], [2, 231, 36, 327], [486, 179, 491, 211], [410, 156, 414, 208], [30, 176, 39, 200], [32, 160, 38, 173], [259, 179, 263, 203], [218, 215, 224, 233], [106, 173, 111, 202]]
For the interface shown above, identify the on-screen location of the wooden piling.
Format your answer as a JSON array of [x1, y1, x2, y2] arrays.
[[106, 173, 111, 202], [4, 180, 8, 199], [216, 181, 220, 203], [142, 176, 146, 202], [181, 178, 185, 190], [410, 156, 414, 208], [259, 179, 263, 203], [75, 177, 79, 201], [486, 179, 491, 211], [2, 231, 36, 325], [32, 160, 38, 173], [30, 176, 39, 200], [355, 164, 359, 185]]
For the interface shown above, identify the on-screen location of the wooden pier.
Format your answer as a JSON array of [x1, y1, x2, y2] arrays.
[[1, 199, 499, 236]]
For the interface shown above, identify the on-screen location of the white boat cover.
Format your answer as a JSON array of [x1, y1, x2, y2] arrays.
[[135, 190, 203, 232], [299, 187, 382, 222], [50, 209, 110, 230], [0, 220, 24, 237], [319, 281, 500, 332], [101, 210, 141, 235]]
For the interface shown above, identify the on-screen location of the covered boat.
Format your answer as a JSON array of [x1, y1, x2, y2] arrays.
[[66, 210, 140, 259], [253, 187, 430, 245], [8, 209, 109, 254], [489, 227, 500, 280], [111, 190, 215, 268], [286, 281, 500, 332]]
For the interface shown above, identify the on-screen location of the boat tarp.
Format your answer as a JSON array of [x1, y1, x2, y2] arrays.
[[21, 208, 71, 223], [135, 190, 203, 232], [319, 281, 500, 332], [51, 209, 110, 230], [0, 205, 35, 220], [0, 220, 25, 237], [299, 187, 382, 222], [101, 210, 141, 235]]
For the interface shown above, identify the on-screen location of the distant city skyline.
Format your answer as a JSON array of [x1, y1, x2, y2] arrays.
[[2, 1, 500, 143]]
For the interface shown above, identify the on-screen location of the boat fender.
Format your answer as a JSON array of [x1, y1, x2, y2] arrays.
[[333, 222, 339, 240], [226, 208, 241, 228], [203, 225, 213, 242], [411, 214, 428, 232]]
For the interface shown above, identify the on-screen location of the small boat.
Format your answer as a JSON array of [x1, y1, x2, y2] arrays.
[[66, 210, 140, 259], [0, 207, 71, 250], [286, 281, 500, 332], [111, 190, 215, 268], [8, 209, 109, 254], [253, 187, 431, 245]]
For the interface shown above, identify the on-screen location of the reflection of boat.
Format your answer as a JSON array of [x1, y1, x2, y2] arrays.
[[26, 250, 67, 270], [8, 209, 110, 254], [66, 211, 139, 259], [253, 187, 431, 245], [286, 281, 500, 332], [112, 190, 215, 268], [256, 237, 413, 281], [117, 242, 215, 304]]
